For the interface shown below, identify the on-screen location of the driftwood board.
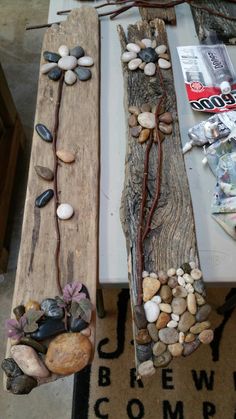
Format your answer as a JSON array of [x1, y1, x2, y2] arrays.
[[118, 19, 198, 374], [190, 0, 236, 44], [139, 0, 176, 25], [5, 7, 99, 385]]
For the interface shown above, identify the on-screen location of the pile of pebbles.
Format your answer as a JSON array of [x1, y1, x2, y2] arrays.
[[121, 38, 171, 75], [41, 44, 94, 85], [128, 102, 173, 143], [134, 262, 214, 377]]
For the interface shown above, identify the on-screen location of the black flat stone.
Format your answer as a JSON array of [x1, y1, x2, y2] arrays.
[[74, 67, 91, 81], [41, 298, 64, 319], [138, 47, 158, 63], [19, 337, 47, 354], [10, 375, 38, 395], [43, 51, 61, 63], [70, 46, 84, 59], [13, 305, 25, 321], [35, 123, 53, 142], [30, 318, 65, 341], [1, 358, 23, 378], [69, 317, 88, 333], [48, 67, 62, 81], [35, 189, 54, 208], [136, 343, 152, 362], [81, 284, 90, 300]]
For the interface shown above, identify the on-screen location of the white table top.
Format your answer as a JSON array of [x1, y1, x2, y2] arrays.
[[49, 1, 236, 285]]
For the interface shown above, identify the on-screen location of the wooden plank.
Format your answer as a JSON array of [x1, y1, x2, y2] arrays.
[[118, 19, 200, 376], [139, 0, 176, 25], [5, 7, 99, 387], [0, 63, 17, 127], [190, 0, 236, 44]]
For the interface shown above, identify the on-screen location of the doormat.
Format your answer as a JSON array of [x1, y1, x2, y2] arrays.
[[72, 288, 236, 419]]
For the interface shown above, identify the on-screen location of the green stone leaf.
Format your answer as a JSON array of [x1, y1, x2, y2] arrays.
[[75, 298, 93, 323], [25, 309, 44, 324], [23, 322, 39, 333], [70, 301, 79, 317]]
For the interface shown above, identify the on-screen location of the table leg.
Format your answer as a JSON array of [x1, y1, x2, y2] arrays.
[[96, 288, 106, 318], [217, 288, 236, 314]]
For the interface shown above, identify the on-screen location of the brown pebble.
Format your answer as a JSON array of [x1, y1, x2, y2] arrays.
[[185, 333, 195, 343], [158, 271, 168, 284], [141, 103, 151, 113], [199, 329, 214, 344], [25, 300, 41, 312], [158, 53, 170, 60], [153, 130, 165, 143], [56, 150, 75, 163], [139, 62, 146, 70], [159, 122, 173, 135], [128, 114, 137, 127], [34, 165, 54, 181], [168, 277, 178, 289], [135, 329, 152, 345], [128, 105, 140, 116], [157, 104, 165, 115], [139, 129, 150, 143], [81, 328, 91, 337], [156, 312, 171, 330], [131, 125, 142, 138], [168, 342, 183, 357], [159, 285, 172, 304], [159, 112, 173, 124]]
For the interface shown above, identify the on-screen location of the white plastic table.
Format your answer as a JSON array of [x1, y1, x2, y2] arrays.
[[49, 1, 236, 286]]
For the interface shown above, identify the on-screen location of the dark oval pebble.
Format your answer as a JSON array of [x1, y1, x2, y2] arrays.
[[193, 280, 206, 296], [35, 189, 54, 208], [153, 350, 172, 368], [35, 123, 53, 142], [13, 305, 25, 321], [48, 66, 62, 81], [43, 51, 60, 63], [34, 165, 54, 181], [183, 338, 201, 356], [41, 298, 64, 319], [19, 337, 47, 354], [31, 318, 65, 341], [69, 317, 89, 333], [1, 358, 23, 378], [134, 305, 147, 329], [70, 46, 85, 59], [138, 47, 158, 63], [196, 304, 211, 322], [10, 375, 38, 395], [181, 263, 192, 274], [74, 67, 92, 81], [136, 343, 152, 362]]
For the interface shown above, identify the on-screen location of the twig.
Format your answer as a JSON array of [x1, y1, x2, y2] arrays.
[[52, 74, 64, 295], [25, 22, 60, 30]]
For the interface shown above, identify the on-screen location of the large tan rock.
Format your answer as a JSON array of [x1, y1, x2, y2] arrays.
[[142, 277, 161, 302], [45, 332, 92, 375], [11, 345, 50, 378]]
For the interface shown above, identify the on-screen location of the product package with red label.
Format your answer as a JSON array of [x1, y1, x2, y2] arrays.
[[177, 44, 236, 113]]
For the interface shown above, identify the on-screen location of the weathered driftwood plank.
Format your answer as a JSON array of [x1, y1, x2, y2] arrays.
[[118, 19, 198, 375], [190, 0, 236, 44], [5, 7, 99, 386], [139, 0, 176, 25]]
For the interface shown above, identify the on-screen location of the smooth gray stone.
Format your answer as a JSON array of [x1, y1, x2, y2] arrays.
[[196, 304, 212, 322], [34, 165, 54, 181], [10, 375, 38, 395], [35, 189, 54, 208], [70, 317, 88, 333], [134, 305, 147, 329], [136, 343, 152, 362], [13, 305, 25, 321], [183, 338, 201, 356], [138, 47, 158, 63], [31, 318, 65, 341], [1, 358, 23, 378], [70, 46, 84, 59], [41, 298, 64, 319], [43, 50, 60, 63], [159, 328, 179, 344], [147, 323, 159, 342], [48, 66, 62, 81], [74, 67, 92, 81], [193, 280, 206, 296], [35, 123, 53, 142], [153, 350, 172, 368]]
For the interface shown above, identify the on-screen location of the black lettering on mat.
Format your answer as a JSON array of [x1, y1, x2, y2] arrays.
[[191, 370, 215, 391], [163, 401, 184, 419], [99, 366, 111, 387], [94, 397, 109, 419], [127, 399, 145, 419]]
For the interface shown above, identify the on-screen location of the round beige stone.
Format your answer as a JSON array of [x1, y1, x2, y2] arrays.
[[138, 112, 156, 129], [199, 329, 214, 344], [168, 343, 183, 357]]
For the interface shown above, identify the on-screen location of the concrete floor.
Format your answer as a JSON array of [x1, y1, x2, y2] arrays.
[[0, 1, 73, 417]]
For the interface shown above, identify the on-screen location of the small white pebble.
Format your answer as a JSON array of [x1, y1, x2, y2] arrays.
[[57, 203, 74, 220], [126, 43, 141, 53], [58, 44, 69, 57], [179, 332, 185, 344], [141, 38, 152, 48], [167, 268, 176, 277], [158, 58, 171, 69], [178, 276, 186, 287], [78, 56, 94, 67], [151, 295, 162, 304], [183, 274, 193, 284], [144, 62, 156, 76], [191, 268, 202, 280], [40, 63, 57, 74], [142, 271, 149, 278], [171, 313, 179, 321], [152, 39, 157, 49], [155, 44, 167, 55], [189, 261, 196, 269], [128, 58, 142, 70], [150, 272, 158, 279], [167, 320, 178, 328], [121, 51, 137, 63], [185, 283, 194, 293], [176, 268, 184, 276]]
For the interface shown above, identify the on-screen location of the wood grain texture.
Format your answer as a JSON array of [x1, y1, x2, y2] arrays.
[[190, 0, 236, 44], [139, 1, 176, 24], [118, 18, 198, 372], [5, 7, 99, 382]]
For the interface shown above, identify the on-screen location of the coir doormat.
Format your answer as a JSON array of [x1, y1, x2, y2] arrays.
[[72, 288, 236, 419]]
